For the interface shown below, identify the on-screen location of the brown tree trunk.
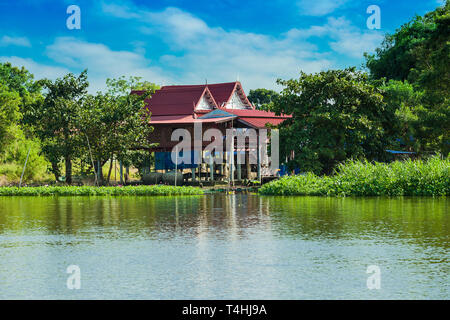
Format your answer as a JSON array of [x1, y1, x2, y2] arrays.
[[51, 161, 60, 182], [119, 161, 124, 184], [125, 166, 129, 183], [65, 156, 72, 185], [96, 160, 104, 185], [107, 156, 114, 184]]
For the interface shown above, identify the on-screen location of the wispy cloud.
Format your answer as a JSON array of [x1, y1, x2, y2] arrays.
[[1, 36, 170, 93], [45, 37, 169, 92], [296, 0, 349, 16], [286, 17, 384, 58], [101, 1, 141, 19], [100, 2, 333, 90], [0, 35, 31, 47], [0, 56, 68, 79], [0, 1, 385, 92]]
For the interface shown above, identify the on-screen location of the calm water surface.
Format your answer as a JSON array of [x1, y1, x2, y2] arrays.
[[0, 195, 448, 299]]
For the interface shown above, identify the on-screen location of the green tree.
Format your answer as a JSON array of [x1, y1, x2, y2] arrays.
[[414, 2, 450, 155], [0, 82, 21, 153], [365, 1, 449, 155], [25, 71, 89, 183], [0, 63, 51, 184], [79, 76, 158, 184], [378, 80, 422, 152], [0, 125, 49, 183], [272, 68, 390, 175], [364, 1, 448, 83], [248, 88, 279, 110], [0, 62, 43, 153], [0, 62, 41, 99]]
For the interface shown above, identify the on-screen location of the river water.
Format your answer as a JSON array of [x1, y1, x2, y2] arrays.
[[0, 195, 448, 299]]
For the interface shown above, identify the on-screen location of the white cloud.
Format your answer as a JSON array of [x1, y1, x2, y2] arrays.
[[287, 17, 384, 59], [0, 35, 31, 47], [2, 2, 381, 93], [326, 17, 384, 58], [297, 0, 349, 16], [101, 2, 141, 19], [0, 56, 69, 79], [45, 37, 169, 92], [2, 36, 170, 93], [329, 32, 383, 58], [101, 2, 333, 91]]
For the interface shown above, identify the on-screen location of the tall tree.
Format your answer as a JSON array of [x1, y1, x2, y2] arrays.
[[365, 1, 449, 155], [364, 1, 448, 82], [0, 62, 43, 151], [79, 76, 158, 184], [272, 68, 390, 175], [0, 81, 21, 153], [248, 88, 279, 110], [0, 62, 41, 97], [26, 71, 89, 183], [378, 79, 422, 152]]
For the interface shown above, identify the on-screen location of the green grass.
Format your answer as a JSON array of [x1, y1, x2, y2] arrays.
[[259, 156, 450, 196], [0, 185, 204, 196]]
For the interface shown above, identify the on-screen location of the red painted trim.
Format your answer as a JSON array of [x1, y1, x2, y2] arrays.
[[193, 86, 219, 112], [235, 81, 255, 110], [205, 86, 219, 109], [220, 82, 238, 109], [219, 81, 254, 110]]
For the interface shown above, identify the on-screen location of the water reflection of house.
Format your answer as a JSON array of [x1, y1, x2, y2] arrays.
[[134, 82, 289, 182]]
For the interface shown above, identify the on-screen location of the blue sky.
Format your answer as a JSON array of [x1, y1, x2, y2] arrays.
[[0, 0, 444, 92]]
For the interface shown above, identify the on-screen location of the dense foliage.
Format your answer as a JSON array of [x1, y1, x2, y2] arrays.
[[0, 125, 49, 182], [365, 1, 449, 84], [271, 68, 390, 175], [0, 185, 203, 196], [248, 88, 279, 111], [78, 76, 159, 184], [0, 63, 49, 184], [365, 1, 449, 155], [14, 68, 159, 185], [0, 62, 160, 185], [263, 1, 448, 176], [259, 157, 449, 196], [24, 71, 90, 184]]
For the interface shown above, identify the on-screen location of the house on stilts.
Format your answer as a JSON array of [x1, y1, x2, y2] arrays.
[[134, 81, 290, 184]]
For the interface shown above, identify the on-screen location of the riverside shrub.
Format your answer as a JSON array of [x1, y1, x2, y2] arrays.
[[0, 185, 204, 196], [259, 157, 449, 196]]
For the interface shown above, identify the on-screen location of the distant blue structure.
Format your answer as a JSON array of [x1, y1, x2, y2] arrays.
[[278, 165, 302, 176], [279, 165, 288, 176], [386, 150, 416, 155], [155, 151, 199, 170]]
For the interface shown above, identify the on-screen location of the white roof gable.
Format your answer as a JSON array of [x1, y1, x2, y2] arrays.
[[225, 90, 250, 109], [196, 92, 215, 110]]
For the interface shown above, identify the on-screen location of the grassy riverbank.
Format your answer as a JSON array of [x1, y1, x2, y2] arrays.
[[259, 157, 449, 196], [0, 185, 203, 196]]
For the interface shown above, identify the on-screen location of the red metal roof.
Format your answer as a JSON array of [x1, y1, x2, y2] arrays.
[[224, 109, 290, 128], [139, 81, 289, 127], [207, 82, 240, 107], [160, 82, 237, 107], [156, 81, 253, 111], [237, 117, 287, 128], [144, 86, 217, 116]]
